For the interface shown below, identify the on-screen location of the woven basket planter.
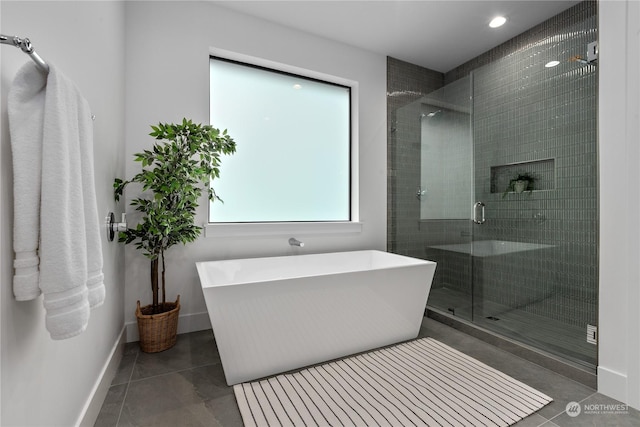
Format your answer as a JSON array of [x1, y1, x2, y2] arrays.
[[136, 295, 180, 353]]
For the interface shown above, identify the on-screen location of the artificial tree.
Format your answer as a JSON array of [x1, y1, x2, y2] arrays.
[[114, 119, 236, 315]]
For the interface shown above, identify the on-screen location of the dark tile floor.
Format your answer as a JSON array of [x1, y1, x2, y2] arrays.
[[95, 317, 640, 426]]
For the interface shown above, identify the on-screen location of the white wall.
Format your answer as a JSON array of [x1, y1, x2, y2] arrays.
[[0, 1, 126, 425], [598, 0, 640, 410], [123, 1, 387, 338]]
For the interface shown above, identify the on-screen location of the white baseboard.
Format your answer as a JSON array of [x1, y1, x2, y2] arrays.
[[125, 311, 212, 342], [598, 365, 628, 404], [76, 327, 126, 427]]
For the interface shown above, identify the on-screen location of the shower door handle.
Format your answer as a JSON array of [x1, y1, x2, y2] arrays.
[[473, 202, 485, 224]]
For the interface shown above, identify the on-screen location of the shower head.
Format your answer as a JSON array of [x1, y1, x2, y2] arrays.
[[569, 55, 597, 66], [421, 110, 442, 119]]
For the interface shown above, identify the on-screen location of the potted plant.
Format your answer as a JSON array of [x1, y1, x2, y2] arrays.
[[114, 119, 236, 352], [503, 172, 537, 198]]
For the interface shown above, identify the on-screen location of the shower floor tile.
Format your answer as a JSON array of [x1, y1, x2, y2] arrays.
[[94, 317, 638, 427], [428, 287, 597, 367]]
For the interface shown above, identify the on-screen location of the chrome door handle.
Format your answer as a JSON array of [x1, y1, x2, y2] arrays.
[[473, 202, 485, 224]]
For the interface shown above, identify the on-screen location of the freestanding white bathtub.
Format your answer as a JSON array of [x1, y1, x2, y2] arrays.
[[196, 250, 436, 385]]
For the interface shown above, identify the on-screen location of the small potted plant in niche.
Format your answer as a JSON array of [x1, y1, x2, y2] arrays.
[[114, 119, 236, 352], [503, 172, 537, 198]]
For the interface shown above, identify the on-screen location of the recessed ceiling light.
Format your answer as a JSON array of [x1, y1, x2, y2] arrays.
[[293, 84, 302, 90], [489, 16, 507, 28], [545, 60, 560, 68]]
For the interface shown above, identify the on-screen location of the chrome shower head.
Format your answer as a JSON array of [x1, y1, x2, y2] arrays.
[[422, 110, 442, 119], [569, 55, 597, 66]]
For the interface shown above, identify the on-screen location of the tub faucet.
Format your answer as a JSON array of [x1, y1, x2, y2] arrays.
[[288, 237, 304, 247]]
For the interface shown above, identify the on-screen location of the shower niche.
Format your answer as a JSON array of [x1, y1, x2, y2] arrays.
[[490, 158, 555, 195]]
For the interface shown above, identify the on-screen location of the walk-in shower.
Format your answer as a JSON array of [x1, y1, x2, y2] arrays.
[[388, 1, 598, 369]]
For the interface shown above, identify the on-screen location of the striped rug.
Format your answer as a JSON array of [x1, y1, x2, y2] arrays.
[[233, 337, 552, 427]]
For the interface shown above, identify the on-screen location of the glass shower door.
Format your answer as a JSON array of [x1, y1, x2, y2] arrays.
[[399, 65, 597, 368], [470, 51, 598, 367], [416, 76, 475, 322]]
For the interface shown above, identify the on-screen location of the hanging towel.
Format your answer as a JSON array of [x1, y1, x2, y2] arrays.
[[40, 63, 105, 338], [8, 62, 105, 339], [8, 63, 46, 301]]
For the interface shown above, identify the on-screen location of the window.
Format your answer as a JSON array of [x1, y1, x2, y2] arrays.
[[209, 56, 352, 223]]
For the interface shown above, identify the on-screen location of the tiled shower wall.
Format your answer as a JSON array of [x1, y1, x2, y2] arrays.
[[387, 1, 597, 329]]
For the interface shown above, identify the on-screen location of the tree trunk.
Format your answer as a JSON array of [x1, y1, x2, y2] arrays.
[[151, 258, 159, 314], [161, 250, 166, 306]]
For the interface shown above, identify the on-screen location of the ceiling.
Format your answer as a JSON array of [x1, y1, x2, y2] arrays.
[[214, 1, 581, 72]]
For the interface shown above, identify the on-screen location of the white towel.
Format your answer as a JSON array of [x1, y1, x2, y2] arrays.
[[8, 63, 46, 301], [8, 62, 105, 339]]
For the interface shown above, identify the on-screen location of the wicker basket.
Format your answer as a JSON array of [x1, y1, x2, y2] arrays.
[[136, 295, 180, 353]]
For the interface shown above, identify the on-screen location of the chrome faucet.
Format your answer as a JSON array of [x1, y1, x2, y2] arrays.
[[288, 237, 304, 247]]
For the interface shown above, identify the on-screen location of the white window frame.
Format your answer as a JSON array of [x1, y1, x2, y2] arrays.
[[205, 48, 361, 238]]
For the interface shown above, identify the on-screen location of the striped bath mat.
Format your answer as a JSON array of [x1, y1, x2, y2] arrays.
[[234, 337, 552, 426]]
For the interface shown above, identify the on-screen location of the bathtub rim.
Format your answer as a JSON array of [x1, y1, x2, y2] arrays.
[[196, 249, 436, 288]]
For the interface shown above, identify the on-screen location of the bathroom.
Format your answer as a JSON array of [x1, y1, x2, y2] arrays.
[[0, 1, 638, 426]]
